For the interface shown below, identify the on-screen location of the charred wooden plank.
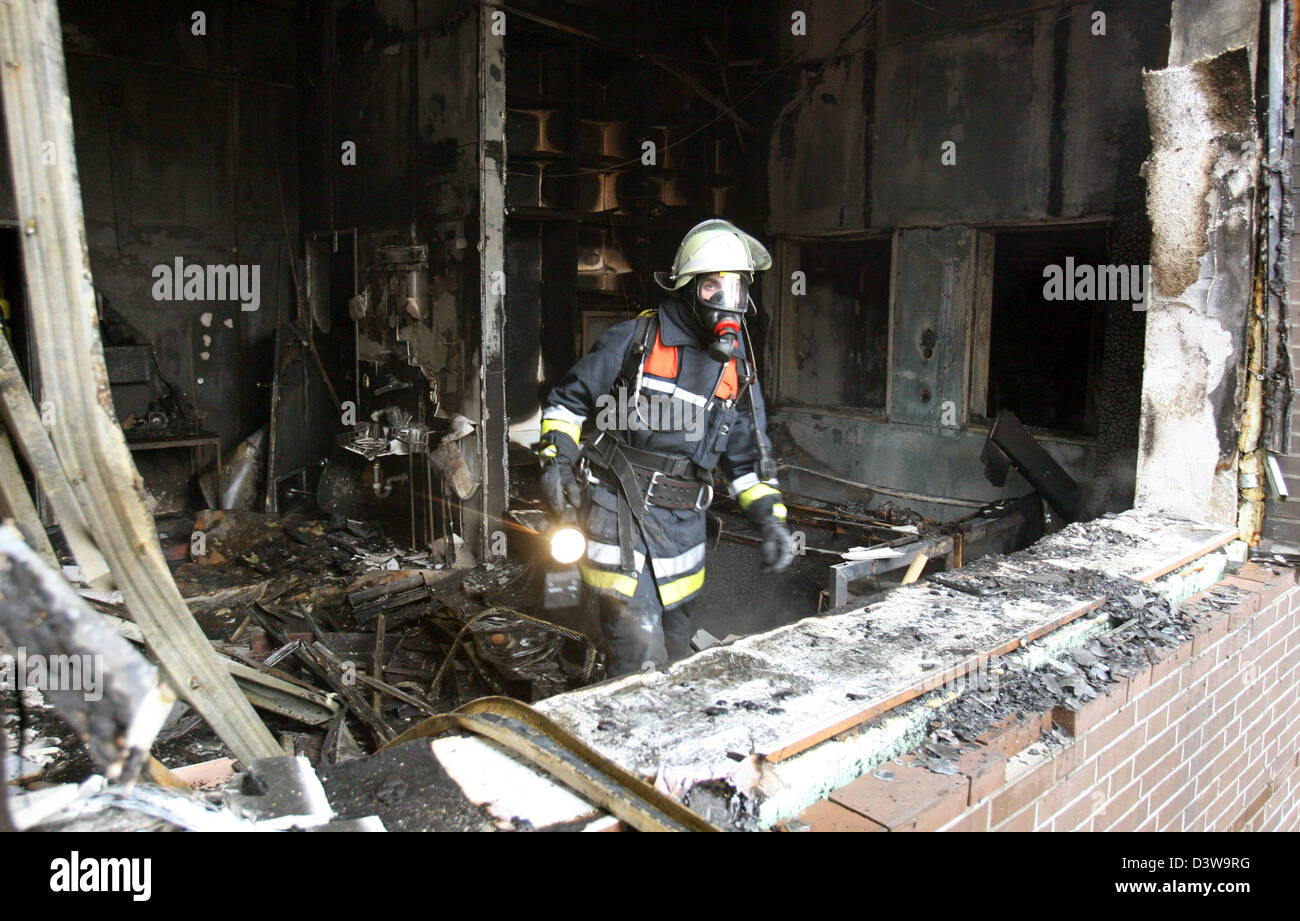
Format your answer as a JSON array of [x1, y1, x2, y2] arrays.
[[0, 524, 174, 781]]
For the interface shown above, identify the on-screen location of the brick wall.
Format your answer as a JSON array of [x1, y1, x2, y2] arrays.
[[795, 562, 1300, 832]]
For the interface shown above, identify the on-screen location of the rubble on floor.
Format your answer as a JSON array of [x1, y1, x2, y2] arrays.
[[9, 754, 388, 832], [4, 509, 601, 830]]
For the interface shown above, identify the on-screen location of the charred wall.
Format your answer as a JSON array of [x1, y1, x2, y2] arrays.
[[297, 0, 484, 414], [293, 0, 488, 539], [24, 0, 303, 513], [1136, 46, 1258, 527], [765, 0, 1172, 520]]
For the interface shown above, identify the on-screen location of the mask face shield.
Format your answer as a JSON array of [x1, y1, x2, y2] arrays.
[[692, 273, 750, 362], [694, 272, 749, 314]]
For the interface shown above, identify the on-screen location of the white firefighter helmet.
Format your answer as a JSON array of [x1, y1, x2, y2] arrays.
[[653, 219, 773, 291]]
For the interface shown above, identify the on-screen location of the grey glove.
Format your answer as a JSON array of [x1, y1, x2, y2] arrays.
[[541, 461, 584, 516], [760, 517, 794, 572], [538, 430, 584, 515]]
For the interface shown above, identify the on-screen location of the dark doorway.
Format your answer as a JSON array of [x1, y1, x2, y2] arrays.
[[984, 226, 1113, 437]]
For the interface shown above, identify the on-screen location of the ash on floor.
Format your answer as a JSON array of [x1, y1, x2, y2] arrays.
[[319, 739, 496, 832]]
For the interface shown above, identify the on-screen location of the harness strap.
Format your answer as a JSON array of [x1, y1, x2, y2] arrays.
[[602, 439, 673, 571], [616, 311, 658, 396], [589, 432, 698, 480]]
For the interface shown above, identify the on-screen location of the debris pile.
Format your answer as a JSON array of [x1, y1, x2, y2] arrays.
[[13, 510, 601, 810], [9, 755, 386, 832], [916, 567, 1236, 766]]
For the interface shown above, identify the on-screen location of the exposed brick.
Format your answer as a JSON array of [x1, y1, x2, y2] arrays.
[[1213, 670, 1246, 711], [1183, 729, 1215, 777], [975, 709, 1051, 758], [1103, 751, 1136, 793], [808, 569, 1298, 836], [1265, 618, 1290, 652], [1139, 746, 1183, 798], [942, 800, 990, 833], [1143, 701, 1172, 741], [1240, 632, 1269, 668], [1176, 698, 1212, 745], [1106, 806, 1143, 832], [1100, 780, 1144, 831], [1054, 758, 1100, 809], [829, 759, 968, 832], [1223, 749, 1248, 789], [1053, 685, 1126, 737], [1185, 802, 1209, 832], [1228, 601, 1261, 631], [798, 799, 887, 832], [1163, 688, 1196, 731], [1229, 782, 1274, 832], [1255, 639, 1282, 677], [953, 744, 1008, 805], [1032, 780, 1073, 828], [1052, 741, 1090, 785], [1239, 693, 1270, 736], [1147, 762, 1192, 816], [1231, 565, 1295, 606], [989, 759, 1054, 827], [1083, 706, 1137, 764], [1132, 734, 1165, 779], [991, 802, 1037, 833], [1201, 785, 1232, 832], [1203, 738, 1235, 785], [1232, 775, 1263, 822], [1056, 783, 1106, 832], [1121, 664, 1153, 704], [1235, 562, 1298, 601], [1227, 567, 1268, 590], [1157, 781, 1195, 831], [1107, 775, 1149, 827], [1192, 612, 1236, 656], [1279, 645, 1300, 679], [1134, 676, 1178, 719], [1183, 648, 1218, 688], [1154, 640, 1190, 681]]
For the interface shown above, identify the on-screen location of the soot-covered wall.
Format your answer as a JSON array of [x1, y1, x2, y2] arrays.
[[0, 1, 302, 513], [765, 0, 1171, 521]]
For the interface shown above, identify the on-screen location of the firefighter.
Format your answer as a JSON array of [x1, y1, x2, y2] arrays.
[[538, 219, 794, 678]]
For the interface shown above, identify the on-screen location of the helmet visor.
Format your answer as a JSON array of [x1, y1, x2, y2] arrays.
[[694, 272, 749, 313]]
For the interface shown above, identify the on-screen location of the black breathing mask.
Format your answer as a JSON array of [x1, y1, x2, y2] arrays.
[[692, 273, 749, 363]]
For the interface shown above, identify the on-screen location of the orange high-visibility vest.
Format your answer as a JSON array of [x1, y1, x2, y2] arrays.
[[642, 329, 738, 401]]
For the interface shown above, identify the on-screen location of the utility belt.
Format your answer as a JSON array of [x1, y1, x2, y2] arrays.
[[584, 432, 714, 511]]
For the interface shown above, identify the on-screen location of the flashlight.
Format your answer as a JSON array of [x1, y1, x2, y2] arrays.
[[549, 525, 586, 564]]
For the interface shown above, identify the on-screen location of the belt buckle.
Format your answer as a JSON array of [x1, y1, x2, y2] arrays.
[[644, 470, 665, 505], [694, 483, 714, 510]]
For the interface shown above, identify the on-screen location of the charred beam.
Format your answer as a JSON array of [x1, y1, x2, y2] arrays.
[[0, 524, 173, 782]]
